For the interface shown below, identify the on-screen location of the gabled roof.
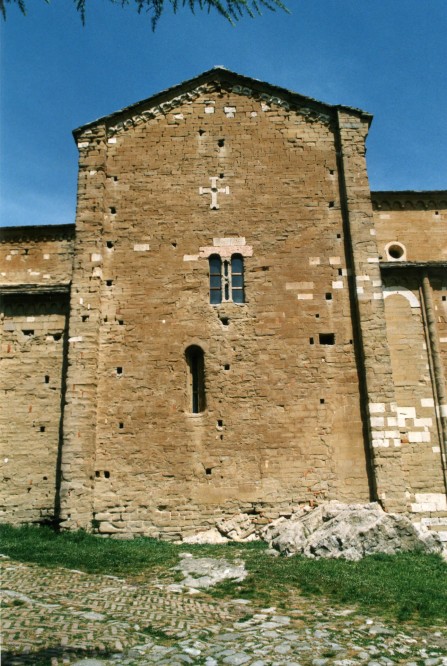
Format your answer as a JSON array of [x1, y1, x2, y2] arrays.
[[73, 66, 372, 139]]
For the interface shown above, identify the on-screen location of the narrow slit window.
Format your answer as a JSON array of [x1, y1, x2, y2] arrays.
[[186, 345, 205, 414], [231, 254, 245, 303], [209, 255, 222, 304]]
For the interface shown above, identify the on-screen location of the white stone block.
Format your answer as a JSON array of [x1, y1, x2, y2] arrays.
[[397, 406, 416, 419], [369, 403, 385, 413], [421, 398, 434, 408], [411, 493, 447, 512], [107, 137, 117, 144], [329, 257, 340, 265], [214, 237, 245, 246], [370, 417, 384, 427], [183, 255, 199, 262], [408, 432, 423, 443], [385, 430, 400, 439], [133, 244, 150, 252], [205, 106, 215, 114], [91, 253, 102, 262], [297, 294, 313, 300], [332, 281, 343, 289]]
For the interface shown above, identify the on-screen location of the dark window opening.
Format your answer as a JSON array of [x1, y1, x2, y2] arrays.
[[106, 241, 114, 248], [218, 139, 225, 147], [220, 316, 230, 326], [309, 337, 314, 345], [315, 314, 320, 319], [104, 471, 110, 479], [198, 129, 205, 136], [224, 364, 230, 370], [206, 468, 212, 475], [186, 345, 205, 414], [40, 425, 46, 432], [109, 207, 116, 214], [329, 201, 335, 208], [82, 315, 89, 322], [116, 367, 123, 375], [388, 244, 405, 259], [209, 255, 222, 304], [23, 329, 34, 336], [119, 422, 124, 429], [95, 471, 100, 478], [231, 254, 244, 303], [106, 280, 113, 287], [217, 419, 223, 428], [338, 268, 343, 276], [52, 333, 62, 341], [319, 333, 335, 345], [44, 375, 50, 384], [320, 398, 325, 404], [325, 293, 332, 301]]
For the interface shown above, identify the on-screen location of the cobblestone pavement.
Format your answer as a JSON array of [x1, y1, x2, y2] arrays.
[[2, 557, 447, 666]]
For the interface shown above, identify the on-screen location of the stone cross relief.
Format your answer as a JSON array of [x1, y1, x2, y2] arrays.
[[199, 177, 230, 210]]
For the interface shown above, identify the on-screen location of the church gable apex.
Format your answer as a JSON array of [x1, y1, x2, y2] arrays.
[[73, 67, 372, 144]]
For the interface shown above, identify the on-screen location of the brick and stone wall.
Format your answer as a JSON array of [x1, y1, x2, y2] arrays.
[[371, 194, 447, 527], [0, 226, 74, 524], [59, 79, 373, 537]]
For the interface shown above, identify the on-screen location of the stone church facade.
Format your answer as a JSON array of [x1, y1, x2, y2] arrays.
[[1, 68, 446, 540]]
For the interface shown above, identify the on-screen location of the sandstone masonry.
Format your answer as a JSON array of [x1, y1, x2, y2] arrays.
[[1, 67, 446, 541]]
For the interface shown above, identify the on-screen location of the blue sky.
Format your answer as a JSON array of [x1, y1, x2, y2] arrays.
[[1, 0, 446, 227]]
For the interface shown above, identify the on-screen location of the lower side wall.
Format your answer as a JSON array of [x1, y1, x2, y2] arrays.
[[0, 293, 68, 525]]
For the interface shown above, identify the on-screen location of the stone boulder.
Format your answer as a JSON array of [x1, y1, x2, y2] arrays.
[[263, 501, 442, 560], [174, 553, 247, 589], [182, 527, 229, 544], [216, 513, 258, 542]]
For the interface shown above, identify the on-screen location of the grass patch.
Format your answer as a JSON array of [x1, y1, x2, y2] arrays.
[[211, 541, 447, 624], [1, 524, 446, 625], [0, 523, 178, 578]]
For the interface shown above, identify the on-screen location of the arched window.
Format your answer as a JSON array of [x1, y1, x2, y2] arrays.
[[209, 255, 222, 304], [185, 345, 205, 413], [231, 254, 244, 303]]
